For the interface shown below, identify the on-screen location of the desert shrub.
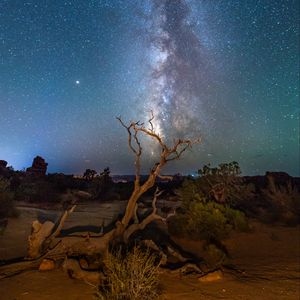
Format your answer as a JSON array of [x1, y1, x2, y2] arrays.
[[47, 173, 88, 192], [169, 201, 248, 242], [262, 176, 300, 225], [177, 178, 207, 209], [0, 178, 19, 218], [171, 170, 249, 243], [197, 162, 255, 205], [89, 168, 114, 200], [97, 246, 160, 300], [15, 180, 61, 203]]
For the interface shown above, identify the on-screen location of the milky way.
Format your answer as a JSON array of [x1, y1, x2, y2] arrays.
[[147, 0, 210, 140], [0, 0, 299, 175]]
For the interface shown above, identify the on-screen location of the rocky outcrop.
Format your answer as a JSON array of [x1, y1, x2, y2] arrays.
[[0, 160, 8, 169], [26, 156, 48, 176], [0, 160, 10, 177]]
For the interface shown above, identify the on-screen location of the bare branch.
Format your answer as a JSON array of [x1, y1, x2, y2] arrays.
[[123, 188, 164, 242], [133, 203, 139, 224], [117, 117, 142, 185], [157, 174, 173, 181], [116, 117, 137, 155], [52, 205, 77, 238], [118, 112, 201, 229], [148, 110, 154, 132]]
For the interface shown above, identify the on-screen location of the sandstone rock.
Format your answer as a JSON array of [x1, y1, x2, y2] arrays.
[[0, 160, 9, 176], [26, 156, 48, 176], [39, 259, 55, 271], [0, 160, 8, 168], [198, 270, 223, 282]]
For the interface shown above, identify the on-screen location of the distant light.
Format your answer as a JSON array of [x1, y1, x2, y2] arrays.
[[75, 80, 80, 85]]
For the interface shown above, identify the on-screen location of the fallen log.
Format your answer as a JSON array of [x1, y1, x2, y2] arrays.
[[0, 258, 43, 279]]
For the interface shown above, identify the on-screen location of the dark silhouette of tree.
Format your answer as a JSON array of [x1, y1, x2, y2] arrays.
[[83, 169, 97, 181]]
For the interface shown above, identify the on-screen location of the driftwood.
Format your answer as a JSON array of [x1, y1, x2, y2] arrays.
[[27, 220, 55, 259], [27, 205, 77, 259], [0, 259, 43, 279]]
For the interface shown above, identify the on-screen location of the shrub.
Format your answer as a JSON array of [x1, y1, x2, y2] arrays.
[[169, 201, 248, 242], [0, 178, 19, 219], [196, 162, 255, 205], [97, 246, 160, 300], [172, 165, 250, 246], [15, 180, 61, 203], [89, 168, 113, 200], [262, 176, 300, 225]]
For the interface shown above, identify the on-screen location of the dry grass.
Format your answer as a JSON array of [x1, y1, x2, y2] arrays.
[[97, 246, 160, 300], [262, 176, 300, 225]]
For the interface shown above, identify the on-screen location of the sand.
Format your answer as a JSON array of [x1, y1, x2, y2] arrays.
[[0, 204, 299, 300]]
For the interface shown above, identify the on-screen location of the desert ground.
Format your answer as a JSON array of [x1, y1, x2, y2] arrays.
[[0, 203, 299, 300]]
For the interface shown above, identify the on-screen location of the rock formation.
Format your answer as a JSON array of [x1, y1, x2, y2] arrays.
[[26, 156, 48, 176], [0, 160, 8, 169]]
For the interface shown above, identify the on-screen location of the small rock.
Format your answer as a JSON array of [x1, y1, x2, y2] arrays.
[[39, 259, 55, 271], [198, 270, 223, 282], [79, 258, 89, 269]]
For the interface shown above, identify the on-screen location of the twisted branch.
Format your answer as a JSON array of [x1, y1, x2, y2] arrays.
[[117, 113, 200, 228]]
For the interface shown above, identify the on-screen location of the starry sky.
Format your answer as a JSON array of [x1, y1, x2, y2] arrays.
[[0, 0, 299, 176]]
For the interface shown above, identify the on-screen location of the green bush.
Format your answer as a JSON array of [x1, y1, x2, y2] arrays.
[[171, 164, 250, 244], [97, 246, 160, 300], [169, 201, 248, 242]]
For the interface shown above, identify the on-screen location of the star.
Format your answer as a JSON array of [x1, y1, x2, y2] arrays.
[[0, 0, 298, 176]]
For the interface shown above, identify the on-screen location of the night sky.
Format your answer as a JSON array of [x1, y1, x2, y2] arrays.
[[0, 0, 299, 176]]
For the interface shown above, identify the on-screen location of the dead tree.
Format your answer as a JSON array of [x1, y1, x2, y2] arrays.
[[0, 113, 201, 280], [115, 113, 199, 240]]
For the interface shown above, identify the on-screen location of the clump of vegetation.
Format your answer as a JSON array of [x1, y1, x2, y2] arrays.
[[89, 167, 115, 200], [83, 168, 97, 181], [169, 163, 249, 267], [15, 180, 61, 203], [0, 178, 19, 219], [97, 246, 160, 300], [262, 175, 300, 226], [197, 161, 255, 205], [169, 200, 248, 242]]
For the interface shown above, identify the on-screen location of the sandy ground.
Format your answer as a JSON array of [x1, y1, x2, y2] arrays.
[[0, 204, 299, 300]]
